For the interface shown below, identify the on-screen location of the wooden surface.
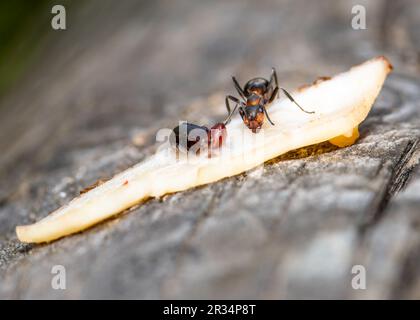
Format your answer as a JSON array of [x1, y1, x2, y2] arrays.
[[0, 0, 419, 299]]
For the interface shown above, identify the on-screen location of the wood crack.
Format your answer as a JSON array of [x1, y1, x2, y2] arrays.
[[360, 138, 420, 232]]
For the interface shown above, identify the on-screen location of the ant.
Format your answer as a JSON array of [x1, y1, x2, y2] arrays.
[[170, 110, 234, 156], [225, 67, 314, 133]]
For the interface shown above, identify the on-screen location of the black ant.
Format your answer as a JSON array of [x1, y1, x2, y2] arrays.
[[170, 111, 234, 156], [225, 67, 314, 133]]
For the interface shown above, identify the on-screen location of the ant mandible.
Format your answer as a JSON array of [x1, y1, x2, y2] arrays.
[[225, 67, 314, 133]]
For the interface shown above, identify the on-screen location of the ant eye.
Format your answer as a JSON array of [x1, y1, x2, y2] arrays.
[[258, 107, 263, 112]]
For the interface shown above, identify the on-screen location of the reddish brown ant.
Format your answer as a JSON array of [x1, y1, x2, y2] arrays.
[[226, 67, 314, 133], [170, 111, 234, 156]]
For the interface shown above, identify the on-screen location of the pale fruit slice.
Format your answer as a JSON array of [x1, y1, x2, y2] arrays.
[[16, 56, 392, 243]]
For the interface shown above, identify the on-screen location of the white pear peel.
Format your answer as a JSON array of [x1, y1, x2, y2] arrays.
[[16, 56, 392, 243]]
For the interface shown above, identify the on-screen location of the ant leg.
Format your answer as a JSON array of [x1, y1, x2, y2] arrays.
[[238, 106, 246, 121], [270, 67, 280, 98], [280, 88, 315, 114], [268, 86, 279, 103], [262, 106, 275, 126], [225, 95, 241, 115], [232, 76, 246, 100]]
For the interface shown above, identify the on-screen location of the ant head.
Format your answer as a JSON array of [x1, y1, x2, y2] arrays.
[[239, 105, 264, 133], [208, 122, 227, 150]]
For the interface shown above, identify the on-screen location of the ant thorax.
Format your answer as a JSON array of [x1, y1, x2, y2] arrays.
[[246, 93, 262, 106]]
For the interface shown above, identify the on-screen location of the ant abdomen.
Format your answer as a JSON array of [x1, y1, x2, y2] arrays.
[[170, 122, 209, 152], [244, 78, 269, 97]]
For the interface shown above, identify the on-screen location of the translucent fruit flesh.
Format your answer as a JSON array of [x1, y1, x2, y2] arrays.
[[329, 127, 360, 147], [15, 56, 392, 243]]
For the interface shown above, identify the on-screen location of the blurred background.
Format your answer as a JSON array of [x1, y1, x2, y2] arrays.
[[0, 0, 419, 299]]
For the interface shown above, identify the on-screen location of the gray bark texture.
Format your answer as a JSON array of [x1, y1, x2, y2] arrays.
[[0, 0, 419, 299]]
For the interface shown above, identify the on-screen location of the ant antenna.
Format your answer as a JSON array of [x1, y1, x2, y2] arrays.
[[223, 103, 239, 125], [263, 106, 275, 126], [281, 88, 315, 114], [232, 76, 246, 100]]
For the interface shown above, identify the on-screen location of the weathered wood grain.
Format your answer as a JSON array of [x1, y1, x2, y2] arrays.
[[0, 0, 419, 299]]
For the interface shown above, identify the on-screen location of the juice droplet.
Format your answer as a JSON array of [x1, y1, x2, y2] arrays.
[[329, 127, 359, 147]]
